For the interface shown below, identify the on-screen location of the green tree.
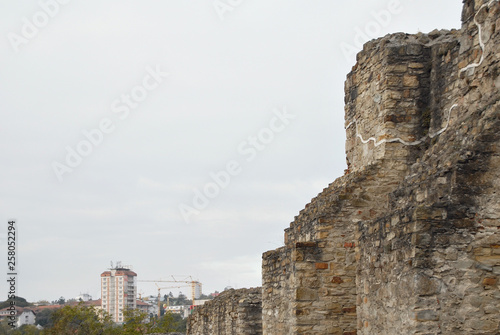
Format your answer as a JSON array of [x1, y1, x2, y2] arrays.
[[175, 292, 189, 306], [166, 313, 187, 332], [0, 297, 31, 309], [11, 324, 41, 335], [35, 308, 57, 328], [121, 308, 152, 335], [0, 319, 11, 335], [43, 303, 118, 335], [154, 312, 179, 333], [121, 308, 185, 334]]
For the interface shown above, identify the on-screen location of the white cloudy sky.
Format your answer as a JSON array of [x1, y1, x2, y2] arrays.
[[0, 0, 462, 302]]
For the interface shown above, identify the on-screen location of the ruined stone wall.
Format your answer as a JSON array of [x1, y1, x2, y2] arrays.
[[352, 30, 462, 335], [262, 246, 294, 334], [262, 165, 427, 334], [189, 1, 500, 334], [357, 1, 500, 334], [262, 1, 499, 334], [187, 288, 261, 335], [261, 21, 462, 335], [262, 173, 361, 335]]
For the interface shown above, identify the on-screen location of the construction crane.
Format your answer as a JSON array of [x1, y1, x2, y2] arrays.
[[154, 284, 189, 318], [138, 276, 201, 315]]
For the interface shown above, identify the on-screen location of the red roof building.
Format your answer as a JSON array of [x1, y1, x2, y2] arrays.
[[101, 265, 137, 323]]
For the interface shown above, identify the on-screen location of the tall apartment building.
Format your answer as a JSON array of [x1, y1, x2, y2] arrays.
[[100, 264, 137, 323]]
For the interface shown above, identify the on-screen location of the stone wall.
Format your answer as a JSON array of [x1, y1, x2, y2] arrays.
[[189, 1, 500, 334], [357, 1, 500, 333], [352, 30, 461, 335], [263, 0, 499, 334], [187, 288, 261, 335], [262, 167, 406, 335], [261, 22, 466, 335]]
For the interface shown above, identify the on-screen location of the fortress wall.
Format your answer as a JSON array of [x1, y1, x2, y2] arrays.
[[187, 288, 262, 335], [357, 1, 500, 334], [260, 25, 461, 335], [261, 28, 463, 335], [262, 246, 294, 334], [188, 1, 500, 334]]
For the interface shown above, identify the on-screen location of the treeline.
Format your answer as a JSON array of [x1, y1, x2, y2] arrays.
[[0, 303, 186, 335]]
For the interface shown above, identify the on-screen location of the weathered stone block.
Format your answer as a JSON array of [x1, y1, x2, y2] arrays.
[[331, 276, 344, 284], [476, 255, 500, 266], [342, 306, 356, 314], [415, 274, 438, 296], [403, 75, 420, 87], [415, 310, 439, 321], [315, 262, 329, 270], [296, 242, 317, 248], [296, 288, 318, 301], [482, 277, 497, 286]]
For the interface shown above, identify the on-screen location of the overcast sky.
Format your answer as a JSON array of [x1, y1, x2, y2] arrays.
[[0, 0, 462, 302]]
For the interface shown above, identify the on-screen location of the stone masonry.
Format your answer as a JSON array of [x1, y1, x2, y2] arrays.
[[356, 1, 500, 333], [187, 288, 262, 335], [188, 1, 500, 334]]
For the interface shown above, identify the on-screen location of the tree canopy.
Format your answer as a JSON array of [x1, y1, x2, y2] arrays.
[[43, 303, 118, 335], [40, 303, 186, 334], [0, 297, 31, 309]]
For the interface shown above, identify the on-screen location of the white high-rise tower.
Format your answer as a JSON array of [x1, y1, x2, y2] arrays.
[[100, 263, 137, 323]]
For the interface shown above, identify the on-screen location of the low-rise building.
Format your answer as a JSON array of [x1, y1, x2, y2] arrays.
[[166, 305, 190, 318], [0, 307, 36, 327], [136, 299, 158, 317]]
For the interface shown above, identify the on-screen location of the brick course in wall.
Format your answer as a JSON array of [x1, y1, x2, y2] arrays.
[[188, 1, 500, 334]]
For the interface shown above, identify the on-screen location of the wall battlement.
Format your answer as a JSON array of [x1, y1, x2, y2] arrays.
[[188, 1, 500, 333]]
